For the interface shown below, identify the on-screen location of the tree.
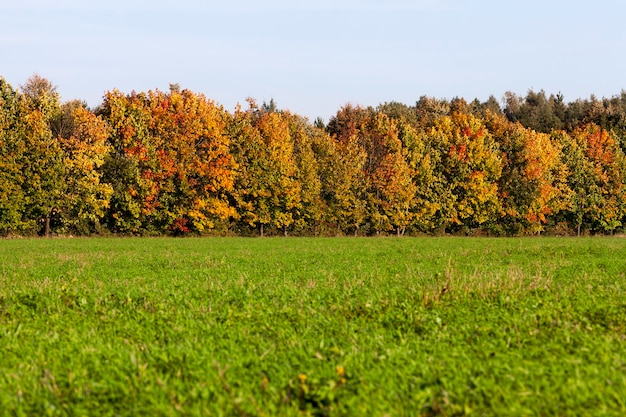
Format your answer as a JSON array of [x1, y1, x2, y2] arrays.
[[489, 113, 570, 234], [1, 76, 113, 236], [468, 95, 502, 118], [145, 88, 236, 234], [377, 101, 420, 127], [396, 120, 442, 232], [372, 150, 417, 235], [420, 111, 502, 232], [99, 90, 153, 233], [503, 90, 564, 133], [359, 112, 416, 235], [0, 78, 27, 234], [413, 96, 450, 129], [20, 74, 61, 121], [284, 113, 325, 235], [54, 102, 113, 234], [229, 100, 301, 236], [18, 75, 65, 236], [314, 130, 368, 236], [317, 105, 370, 235], [99, 88, 236, 234], [326, 105, 418, 235], [559, 125, 626, 234]]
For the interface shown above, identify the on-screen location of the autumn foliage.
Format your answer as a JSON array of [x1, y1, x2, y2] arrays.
[[2, 76, 626, 236]]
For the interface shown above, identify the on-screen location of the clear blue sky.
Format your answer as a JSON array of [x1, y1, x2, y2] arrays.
[[2, 0, 625, 121]]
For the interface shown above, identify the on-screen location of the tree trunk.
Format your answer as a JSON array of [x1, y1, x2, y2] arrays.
[[260, 223, 264, 237], [44, 207, 52, 238]]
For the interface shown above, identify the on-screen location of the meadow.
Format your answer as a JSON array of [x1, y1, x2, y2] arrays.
[[0, 237, 625, 416]]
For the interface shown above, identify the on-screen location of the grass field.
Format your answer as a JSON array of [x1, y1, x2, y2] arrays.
[[1, 237, 625, 416]]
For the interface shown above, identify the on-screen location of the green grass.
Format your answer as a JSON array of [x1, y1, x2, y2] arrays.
[[1, 237, 625, 416]]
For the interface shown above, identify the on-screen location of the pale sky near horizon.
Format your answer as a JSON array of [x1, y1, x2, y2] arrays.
[[2, 0, 625, 121]]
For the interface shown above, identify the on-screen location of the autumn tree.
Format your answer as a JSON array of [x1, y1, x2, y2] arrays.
[[326, 106, 419, 235], [488, 113, 570, 234], [145, 88, 236, 233], [419, 111, 502, 233], [558, 124, 626, 234], [361, 112, 417, 235], [98, 90, 152, 233], [53, 102, 113, 234], [325, 106, 372, 235], [313, 126, 367, 235], [99, 88, 236, 234], [283, 113, 325, 234], [0, 78, 27, 234], [396, 120, 442, 232], [377, 101, 420, 127], [1, 76, 113, 236], [228, 101, 301, 236], [20, 74, 61, 122], [412, 96, 450, 129], [17, 75, 66, 236]]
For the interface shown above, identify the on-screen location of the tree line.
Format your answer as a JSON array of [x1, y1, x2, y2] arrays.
[[2, 75, 626, 237]]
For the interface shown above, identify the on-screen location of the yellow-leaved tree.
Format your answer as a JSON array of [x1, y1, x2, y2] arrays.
[[229, 100, 301, 236]]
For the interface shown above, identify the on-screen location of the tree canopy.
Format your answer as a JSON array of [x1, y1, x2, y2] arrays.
[[2, 75, 626, 236]]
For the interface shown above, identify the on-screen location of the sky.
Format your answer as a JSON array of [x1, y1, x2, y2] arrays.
[[2, 0, 625, 121]]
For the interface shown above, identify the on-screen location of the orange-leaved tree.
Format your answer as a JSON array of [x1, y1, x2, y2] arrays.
[[488, 112, 570, 234], [100, 87, 236, 234], [558, 124, 626, 234], [361, 111, 416, 235], [145, 88, 236, 234]]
